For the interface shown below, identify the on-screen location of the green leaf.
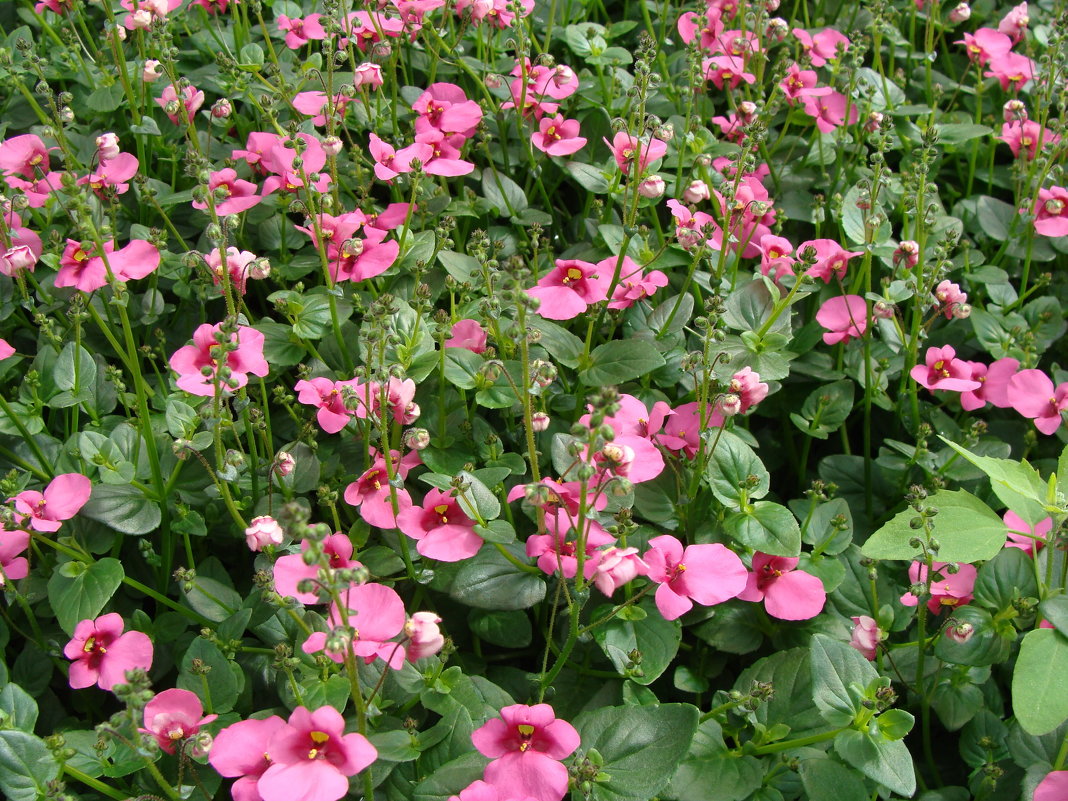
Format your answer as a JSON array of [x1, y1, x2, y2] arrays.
[[1012, 628, 1068, 735], [0, 731, 59, 801], [790, 380, 855, 439], [46, 558, 124, 635], [723, 279, 790, 336], [54, 342, 97, 394], [594, 598, 681, 685], [566, 161, 610, 193], [181, 575, 241, 622], [292, 293, 353, 340], [931, 680, 984, 731], [177, 638, 240, 714], [80, 485, 162, 536], [573, 704, 699, 801], [443, 348, 482, 390], [935, 123, 993, 145], [0, 684, 37, 730], [725, 501, 801, 557], [934, 605, 1013, 667], [437, 250, 480, 283], [86, 83, 125, 112], [799, 497, 853, 555], [450, 549, 546, 610], [799, 757, 870, 801], [481, 168, 528, 215], [736, 648, 824, 737], [529, 316, 584, 369], [705, 431, 770, 507], [166, 399, 199, 439], [876, 708, 915, 740], [580, 340, 665, 386], [939, 438, 1048, 525], [455, 470, 500, 522], [975, 196, 1016, 242], [669, 719, 764, 801], [809, 634, 878, 727], [473, 520, 515, 545], [1040, 595, 1068, 637], [468, 609, 532, 647], [974, 547, 1039, 612], [833, 729, 916, 797], [413, 751, 488, 801], [861, 489, 1005, 563]]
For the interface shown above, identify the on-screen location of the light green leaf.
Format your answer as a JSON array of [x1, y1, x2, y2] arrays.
[[705, 431, 770, 507], [0, 731, 59, 801], [580, 340, 665, 386], [939, 438, 1048, 525], [833, 729, 916, 797], [594, 598, 681, 685], [1012, 628, 1068, 735], [810, 634, 879, 727], [47, 558, 124, 635], [725, 501, 801, 557]]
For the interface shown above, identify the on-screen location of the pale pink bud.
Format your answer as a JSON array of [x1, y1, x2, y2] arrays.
[[211, 99, 232, 119], [953, 303, 972, 319], [766, 17, 789, 41], [719, 393, 742, 417], [695, 154, 712, 167], [948, 2, 970, 22], [96, 133, 121, 161], [403, 428, 431, 450], [865, 111, 885, 133], [638, 175, 665, 199], [946, 621, 975, 643], [1003, 99, 1027, 122], [1, 245, 38, 276], [353, 62, 384, 90], [873, 300, 895, 319], [850, 615, 884, 659], [894, 240, 919, 267], [190, 732, 213, 759], [765, 0, 780, 9], [405, 612, 444, 660], [143, 60, 163, 82], [736, 101, 758, 125], [683, 180, 711, 204], [248, 258, 271, 280], [531, 412, 550, 431], [275, 451, 296, 477], [321, 136, 343, 157], [130, 9, 152, 29], [484, 74, 504, 89], [245, 515, 284, 551]]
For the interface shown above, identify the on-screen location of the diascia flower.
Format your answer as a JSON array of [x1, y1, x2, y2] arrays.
[[900, 561, 977, 613], [471, 704, 580, 801], [737, 553, 827, 620], [54, 238, 161, 293], [527, 259, 610, 320], [13, 473, 91, 532], [64, 613, 153, 691], [274, 533, 362, 604], [141, 688, 217, 754], [209, 716, 287, 801], [643, 534, 748, 620], [169, 323, 270, 397], [909, 345, 981, 393], [397, 487, 483, 562], [257, 706, 376, 801]]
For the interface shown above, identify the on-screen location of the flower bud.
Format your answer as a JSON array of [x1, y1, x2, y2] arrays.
[[245, 515, 285, 551], [948, 2, 971, 23], [531, 412, 550, 431], [211, 99, 232, 119], [275, 451, 296, 477], [249, 257, 271, 280], [403, 428, 431, 450], [352, 62, 384, 90], [321, 136, 343, 157], [946, 621, 974, 644], [683, 180, 711, 204], [1003, 99, 1027, 122], [638, 175, 665, 199], [143, 60, 163, 82], [96, 132, 121, 161]]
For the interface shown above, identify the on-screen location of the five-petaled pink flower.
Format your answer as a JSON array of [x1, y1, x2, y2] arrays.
[[397, 487, 483, 562], [55, 238, 161, 293], [141, 688, 217, 754], [13, 472, 91, 532], [209, 715, 287, 801], [295, 377, 361, 434], [170, 323, 270, 397], [1034, 186, 1068, 237], [194, 168, 262, 216], [737, 553, 827, 620], [527, 259, 610, 320], [799, 239, 863, 283], [531, 115, 587, 157], [1008, 368, 1068, 435], [471, 703, 580, 801], [643, 534, 748, 620], [0, 525, 30, 587], [909, 345, 981, 393], [156, 84, 206, 124], [816, 295, 868, 345], [849, 615, 884, 660], [603, 132, 667, 176], [257, 706, 377, 801], [274, 533, 362, 604], [64, 612, 153, 691], [900, 561, 977, 614], [1003, 510, 1051, 557], [445, 319, 488, 354], [302, 582, 408, 669]]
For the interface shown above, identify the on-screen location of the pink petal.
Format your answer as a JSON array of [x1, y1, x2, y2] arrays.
[[484, 752, 569, 801], [763, 570, 826, 620], [43, 473, 91, 520], [654, 582, 693, 621]]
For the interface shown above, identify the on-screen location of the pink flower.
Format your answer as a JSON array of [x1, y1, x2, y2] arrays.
[[531, 115, 587, 157], [0, 134, 54, 179], [959, 358, 1018, 411], [643, 534, 748, 620], [1004, 510, 1051, 556], [1035, 771, 1068, 801], [347, 378, 421, 425], [998, 2, 1029, 43], [277, 14, 327, 49], [209, 716, 287, 801], [412, 130, 476, 177], [445, 319, 488, 354], [260, 134, 331, 195], [800, 90, 859, 133], [471, 704, 580, 801], [527, 259, 611, 320], [956, 28, 1012, 66], [141, 688, 217, 754], [63, 613, 153, 691], [169, 323, 269, 397], [55, 238, 160, 292], [156, 84, 205, 125], [798, 239, 862, 283], [292, 92, 353, 127], [603, 132, 668, 176], [658, 401, 723, 458], [909, 345, 981, 393], [0, 224, 42, 277], [13, 473, 91, 533], [405, 612, 445, 661], [273, 534, 361, 604], [79, 153, 139, 197], [727, 367, 769, 413], [206, 247, 263, 296], [368, 134, 433, 182], [780, 63, 831, 104], [737, 553, 827, 620], [257, 706, 376, 801], [302, 583, 408, 669], [194, 168, 261, 216], [343, 456, 414, 528], [900, 561, 977, 614], [245, 516, 285, 551], [294, 377, 361, 434], [592, 546, 647, 596], [984, 52, 1036, 91], [0, 339, 13, 360], [999, 120, 1060, 160], [1009, 369, 1068, 435], [1034, 186, 1068, 237], [0, 526, 30, 586], [933, 280, 968, 319], [816, 295, 868, 345], [413, 83, 483, 139], [792, 27, 850, 67], [849, 615, 883, 660], [353, 63, 384, 89], [397, 487, 482, 562], [702, 55, 756, 90], [667, 199, 723, 251], [526, 510, 615, 580], [759, 234, 796, 281]]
